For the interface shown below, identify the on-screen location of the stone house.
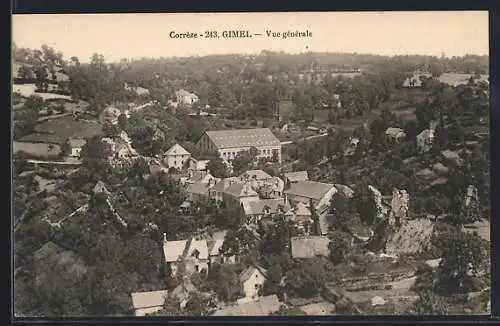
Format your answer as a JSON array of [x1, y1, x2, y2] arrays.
[[283, 171, 309, 189], [222, 182, 260, 212], [162, 236, 188, 278], [66, 137, 87, 158], [164, 143, 191, 170], [196, 128, 281, 164], [184, 238, 209, 275], [284, 181, 337, 216], [209, 177, 241, 202], [242, 198, 291, 224], [238, 265, 268, 303], [385, 127, 406, 143]]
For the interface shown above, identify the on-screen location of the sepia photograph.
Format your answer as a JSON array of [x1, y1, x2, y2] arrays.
[[11, 11, 490, 317]]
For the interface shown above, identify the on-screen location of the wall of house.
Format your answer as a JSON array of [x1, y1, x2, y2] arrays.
[[71, 147, 82, 157], [184, 258, 209, 274], [316, 187, 338, 213], [242, 269, 266, 300], [165, 153, 191, 170], [135, 306, 163, 317]]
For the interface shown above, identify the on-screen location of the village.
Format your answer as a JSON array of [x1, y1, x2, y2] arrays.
[[12, 39, 491, 317]]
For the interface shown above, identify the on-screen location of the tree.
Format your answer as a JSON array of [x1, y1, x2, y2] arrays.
[[284, 258, 338, 298], [433, 230, 488, 295], [328, 231, 350, 264], [14, 95, 43, 138], [351, 180, 378, 225], [206, 155, 229, 178]]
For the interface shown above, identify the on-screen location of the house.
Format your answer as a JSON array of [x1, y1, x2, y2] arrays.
[[184, 238, 210, 274], [207, 230, 237, 266], [242, 198, 291, 224], [333, 184, 355, 198], [416, 121, 437, 153], [284, 181, 337, 216], [222, 182, 260, 211], [290, 236, 330, 259], [344, 137, 360, 156], [288, 202, 313, 234], [101, 106, 122, 125], [385, 128, 406, 143], [212, 294, 281, 316], [283, 171, 309, 188], [389, 189, 410, 226], [162, 235, 188, 278], [196, 128, 281, 164], [186, 182, 212, 203], [238, 169, 273, 185], [164, 144, 191, 170], [238, 265, 268, 303], [130, 290, 169, 316], [209, 177, 241, 202], [185, 171, 218, 186], [257, 177, 285, 199], [402, 73, 432, 88], [66, 137, 86, 158], [188, 157, 210, 172], [176, 89, 199, 106]]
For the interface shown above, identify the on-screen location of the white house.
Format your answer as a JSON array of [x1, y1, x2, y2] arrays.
[[164, 144, 191, 170], [162, 236, 188, 278], [238, 265, 268, 303], [184, 239, 209, 275], [176, 89, 199, 106], [417, 121, 438, 153], [66, 138, 86, 158], [130, 290, 169, 316]]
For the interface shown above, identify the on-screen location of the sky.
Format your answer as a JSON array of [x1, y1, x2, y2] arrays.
[[12, 11, 489, 63]]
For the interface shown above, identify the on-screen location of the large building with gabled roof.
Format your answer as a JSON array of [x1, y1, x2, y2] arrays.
[[196, 128, 281, 163]]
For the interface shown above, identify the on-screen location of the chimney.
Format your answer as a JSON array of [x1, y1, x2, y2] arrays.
[[163, 233, 167, 243]]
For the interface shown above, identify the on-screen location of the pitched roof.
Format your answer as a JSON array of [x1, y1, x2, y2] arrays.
[[185, 239, 209, 260], [239, 265, 268, 283], [285, 181, 336, 201], [334, 184, 355, 198], [223, 182, 258, 198], [131, 290, 169, 310], [212, 177, 241, 192], [187, 182, 210, 196], [209, 238, 225, 256], [284, 171, 309, 182], [163, 240, 188, 262], [204, 128, 280, 149], [239, 169, 272, 181], [93, 180, 110, 195], [385, 127, 406, 138], [67, 138, 87, 148], [291, 236, 330, 259], [212, 295, 280, 316], [165, 143, 191, 156], [244, 199, 291, 216]]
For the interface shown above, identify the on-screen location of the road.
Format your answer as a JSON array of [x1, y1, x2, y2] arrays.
[[280, 133, 329, 146], [26, 159, 82, 166]]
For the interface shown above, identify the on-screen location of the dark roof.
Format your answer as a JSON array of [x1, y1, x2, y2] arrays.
[[187, 182, 210, 196], [204, 128, 280, 149], [223, 182, 258, 198]]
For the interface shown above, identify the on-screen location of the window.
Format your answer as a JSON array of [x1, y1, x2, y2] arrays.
[[254, 284, 259, 289], [195, 265, 199, 272]]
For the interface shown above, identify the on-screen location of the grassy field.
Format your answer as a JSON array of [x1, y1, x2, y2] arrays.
[[13, 141, 62, 157], [33, 116, 103, 140]]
